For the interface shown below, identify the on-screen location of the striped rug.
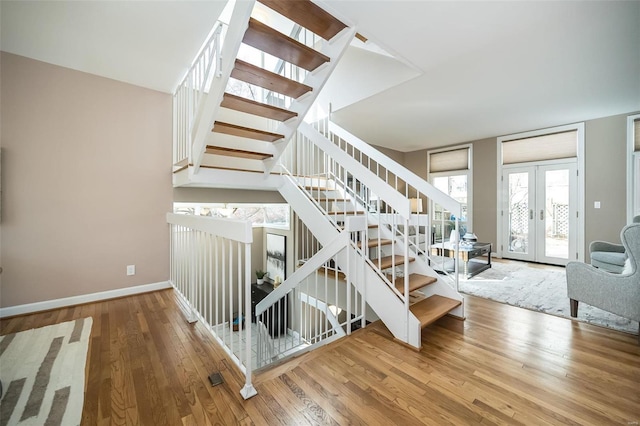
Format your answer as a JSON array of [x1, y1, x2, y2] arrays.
[[0, 317, 92, 426]]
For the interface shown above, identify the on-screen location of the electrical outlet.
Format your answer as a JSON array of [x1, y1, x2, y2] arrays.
[[126, 265, 136, 276]]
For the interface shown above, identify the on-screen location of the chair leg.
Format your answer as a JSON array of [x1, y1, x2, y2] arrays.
[[570, 299, 578, 317]]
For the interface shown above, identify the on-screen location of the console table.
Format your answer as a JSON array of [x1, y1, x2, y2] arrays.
[[251, 282, 287, 337], [430, 242, 492, 278]]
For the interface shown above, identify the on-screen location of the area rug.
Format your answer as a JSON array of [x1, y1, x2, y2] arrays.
[[0, 317, 93, 426], [458, 261, 637, 335]]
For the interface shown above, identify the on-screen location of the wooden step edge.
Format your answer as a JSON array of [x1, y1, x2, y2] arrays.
[[410, 295, 462, 329], [257, 0, 348, 41], [221, 93, 297, 121], [375, 255, 415, 270], [327, 211, 367, 215], [316, 267, 346, 280], [205, 145, 273, 160], [339, 224, 378, 230], [357, 239, 393, 249], [244, 18, 330, 72], [212, 121, 284, 142], [232, 59, 313, 99], [392, 274, 438, 295]]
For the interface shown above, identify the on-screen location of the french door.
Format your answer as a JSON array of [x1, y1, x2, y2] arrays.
[[502, 161, 577, 265]]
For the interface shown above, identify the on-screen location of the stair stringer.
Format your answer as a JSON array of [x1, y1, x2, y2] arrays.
[[264, 26, 357, 175], [191, 0, 256, 172], [278, 176, 423, 348], [372, 219, 465, 319]]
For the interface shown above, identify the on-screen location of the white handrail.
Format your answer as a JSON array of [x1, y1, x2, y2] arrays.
[[167, 213, 256, 399], [298, 122, 411, 218], [329, 121, 462, 218]]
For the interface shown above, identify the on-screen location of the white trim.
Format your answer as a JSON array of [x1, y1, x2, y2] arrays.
[[496, 122, 585, 261], [0, 281, 171, 318], [627, 114, 640, 222]]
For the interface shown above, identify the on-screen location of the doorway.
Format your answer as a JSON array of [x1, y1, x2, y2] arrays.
[[502, 161, 577, 265]]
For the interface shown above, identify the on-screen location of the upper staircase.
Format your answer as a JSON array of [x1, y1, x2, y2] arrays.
[[173, 0, 355, 183]]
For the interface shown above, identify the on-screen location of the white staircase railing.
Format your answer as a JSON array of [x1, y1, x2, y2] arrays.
[[316, 118, 464, 285], [173, 23, 224, 169], [167, 213, 257, 400]]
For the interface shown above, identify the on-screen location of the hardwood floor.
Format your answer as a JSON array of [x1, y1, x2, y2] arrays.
[[1, 289, 638, 425]]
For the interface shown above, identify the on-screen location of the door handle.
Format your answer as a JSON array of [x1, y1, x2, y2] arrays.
[[540, 210, 544, 220]]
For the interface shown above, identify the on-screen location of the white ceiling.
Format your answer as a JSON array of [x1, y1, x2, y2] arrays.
[[321, 0, 640, 151], [0, 1, 227, 93], [2, 0, 639, 152]]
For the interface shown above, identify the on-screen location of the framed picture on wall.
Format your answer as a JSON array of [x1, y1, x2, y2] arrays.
[[266, 233, 286, 281]]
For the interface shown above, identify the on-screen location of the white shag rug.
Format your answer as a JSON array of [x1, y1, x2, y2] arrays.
[[0, 317, 93, 426], [459, 261, 638, 335]]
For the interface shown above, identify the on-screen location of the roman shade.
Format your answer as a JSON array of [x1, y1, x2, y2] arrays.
[[429, 147, 469, 172], [502, 130, 577, 165]]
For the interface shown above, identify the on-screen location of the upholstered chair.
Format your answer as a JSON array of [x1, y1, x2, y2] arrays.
[[566, 223, 640, 338], [589, 215, 640, 273]]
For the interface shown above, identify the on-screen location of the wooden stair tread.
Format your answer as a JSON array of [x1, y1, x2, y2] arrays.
[[221, 93, 297, 121], [231, 59, 312, 99], [328, 211, 367, 215], [375, 255, 415, 270], [316, 267, 345, 280], [392, 274, 438, 295], [205, 146, 273, 160], [357, 239, 393, 249], [243, 18, 329, 72], [212, 121, 283, 142], [410, 295, 462, 328], [258, 0, 347, 41]]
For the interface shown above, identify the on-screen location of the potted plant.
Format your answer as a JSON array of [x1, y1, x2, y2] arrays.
[[255, 270, 268, 285]]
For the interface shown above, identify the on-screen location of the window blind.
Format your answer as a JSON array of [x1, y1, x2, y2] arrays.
[[429, 148, 469, 172], [502, 130, 577, 165], [634, 118, 640, 152]]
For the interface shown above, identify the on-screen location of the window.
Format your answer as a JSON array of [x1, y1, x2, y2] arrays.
[[428, 145, 472, 242], [628, 114, 640, 220], [173, 203, 290, 228]]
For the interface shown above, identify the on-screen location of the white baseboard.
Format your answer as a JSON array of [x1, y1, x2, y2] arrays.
[[0, 281, 172, 318]]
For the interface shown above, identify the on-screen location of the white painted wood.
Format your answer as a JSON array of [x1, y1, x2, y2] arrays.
[[167, 213, 253, 244], [191, 0, 256, 172], [330, 121, 462, 218], [299, 122, 411, 219]]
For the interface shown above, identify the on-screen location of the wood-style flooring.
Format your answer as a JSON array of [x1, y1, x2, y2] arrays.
[[1, 289, 638, 425]]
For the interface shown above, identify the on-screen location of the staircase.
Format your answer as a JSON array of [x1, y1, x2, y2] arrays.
[[174, 0, 355, 183], [171, 0, 465, 370]]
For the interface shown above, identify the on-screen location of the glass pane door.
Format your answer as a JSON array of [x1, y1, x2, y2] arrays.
[[502, 162, 576, 265], [536, 164, 576, 265], [503, 169, 534, 261]]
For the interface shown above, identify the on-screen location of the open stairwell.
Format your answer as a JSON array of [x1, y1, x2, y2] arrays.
[[170, 0, 465, 374], [173, 0, 355, 185]]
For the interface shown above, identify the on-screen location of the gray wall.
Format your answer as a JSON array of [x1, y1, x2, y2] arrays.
[[397, 112, 637, 258]]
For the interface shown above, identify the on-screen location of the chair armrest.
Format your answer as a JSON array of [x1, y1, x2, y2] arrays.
[[589, 240, 625, 254]]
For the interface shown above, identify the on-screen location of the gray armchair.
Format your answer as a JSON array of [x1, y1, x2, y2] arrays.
[[566, 224, 640, 335], [590, 215, 640, 273]]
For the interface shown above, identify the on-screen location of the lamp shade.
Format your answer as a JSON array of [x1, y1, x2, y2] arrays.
[[410, 198, 423, 213]]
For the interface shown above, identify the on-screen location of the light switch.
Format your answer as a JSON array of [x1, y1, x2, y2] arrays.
[[594, 201, 601, 209]]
